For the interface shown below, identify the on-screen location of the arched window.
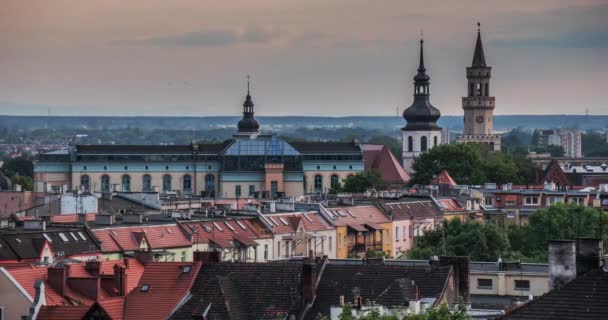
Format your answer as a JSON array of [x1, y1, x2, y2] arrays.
[[314, 175, 323, 193], [330, 174, 340, 189], [183, 175, 192, 193], [485, 83, 489, 96], [205, 174, 215, 196], [121, 175, 131, 192], [476, 83, 481, 96], [407, 136, 413, 152], [101, 175, 110, 192], [142, 175, 152, 192], [434, 136, 438, 147], [162, 174, 172, 192], [469, 83, 474, 96], [421, 136, 428, 152]]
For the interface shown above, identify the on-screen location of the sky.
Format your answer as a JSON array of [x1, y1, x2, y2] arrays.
[[0, 0, 607, 117]]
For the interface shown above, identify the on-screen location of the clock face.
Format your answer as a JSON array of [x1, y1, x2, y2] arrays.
[[476, 115, 484, 123]]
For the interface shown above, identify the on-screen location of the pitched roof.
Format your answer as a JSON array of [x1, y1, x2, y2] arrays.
[[1, 229, 100, 261], [171, 263, 304, 320], [181, 218, 266, 249], [37, 305, 91, 320], [431, 170, 457, 187], [472, 26, 487, 67], [361, 144, 410, 184], [503, 269, 608, 320], [124, 261, 202, 320], [93, 224, 191, 253], [379, 199, 441, 221], [326, 206, 390, 230], [68, 258, 145, 294], [261, 212, 333, 234], [437, 198, 464, 212], [307, 262, 452, 318], [6, 265, 65, 305]]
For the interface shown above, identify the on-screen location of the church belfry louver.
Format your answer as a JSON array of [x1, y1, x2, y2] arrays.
[[456, 23, 500, 151], [401, 36, 442, 173]]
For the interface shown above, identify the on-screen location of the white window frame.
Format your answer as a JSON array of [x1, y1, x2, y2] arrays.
[[524, 196, 539, 206]]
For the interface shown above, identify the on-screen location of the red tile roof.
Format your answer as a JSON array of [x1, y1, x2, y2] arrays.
[[380, 200, 441, 220], [93, 224, 191, 253], [431, 170, 457, 187], [361, 144, 410, 184], [98, 297, 126, 320], [437, 199, 464, 212], [68, 258, 145, 294], [327, 206, 390, 229], [37, 305, 90, 320], [181, 218, 266, 249], [261, 211, 333, 234], [6, 265, 65, 305], [124, 261, 202, 320], [50, 213, 96, 224]]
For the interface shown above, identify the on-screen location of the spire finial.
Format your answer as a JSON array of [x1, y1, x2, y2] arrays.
[[246, 74, 251, 95], [418, 33, 425, 72], [477, 22, 481, 33]]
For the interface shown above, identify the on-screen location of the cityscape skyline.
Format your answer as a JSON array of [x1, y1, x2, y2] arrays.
[[1, 0, 607, 117]]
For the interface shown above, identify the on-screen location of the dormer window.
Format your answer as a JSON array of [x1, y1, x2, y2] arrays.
[[140, 284, 150, 292]]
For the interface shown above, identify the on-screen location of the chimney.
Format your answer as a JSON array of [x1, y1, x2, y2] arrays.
[[548, 240, 577, 290], [77, 213, 87, 225], [113, 264, 128, 296], [302, 257, 317, 303], [123, 213, 143, 224], [133, 250, 155, 265], [339, 295, 345, 306], [95, 214, 115, 226], [193, 251, 221, 264], [431, 256, 470, 304], [576, 238, 603, 276], [85, 260, 101, 276], [47, 266, 68, 296]]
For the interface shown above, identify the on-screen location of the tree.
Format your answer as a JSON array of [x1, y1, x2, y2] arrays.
[[409, 143, 535, 186], [407, 219, 512, 261], [408, 304, 471, 320], [10, 175, 33, 191], [1, 156, 34, 178], [341, 170, 389, 193]]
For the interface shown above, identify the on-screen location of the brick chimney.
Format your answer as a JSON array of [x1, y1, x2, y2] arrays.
[[85, 260, 101, 276], [302, 257, 316, 303], [113, 264, 128, 296], [548, 240, 577, 290], [47, 266, 68, 296], [133, 250, 154, 265], [576, 238, 603, 276]]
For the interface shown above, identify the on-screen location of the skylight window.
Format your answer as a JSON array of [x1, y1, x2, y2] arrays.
[[236, 220, 247, 230], [166, 228, 172, 234], [303, 213, 314, 223], [15, 238, 22, 243], [278, 217, 289, 226], [70, 232, 79, 241], [346, 210, 355, 218], [203, 225, 212, 233], [78, 232, 87, 241], [212, 222, 223, 232], [224, 221, 235, 231], [182, 265, 192, 273], [42, 233, 53, 243], [58, 233, 69, 242], [268, 217, 280, 226], [140, 284, 150, 292]]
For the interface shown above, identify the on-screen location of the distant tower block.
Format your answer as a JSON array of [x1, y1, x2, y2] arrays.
[[401, 36, 443, 173], [456, 23, 501, 151]]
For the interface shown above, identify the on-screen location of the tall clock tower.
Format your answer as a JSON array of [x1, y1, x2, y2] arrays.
[[456, 23, 500, 151]]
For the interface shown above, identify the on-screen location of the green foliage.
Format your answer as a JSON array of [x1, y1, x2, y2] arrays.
[[408, 303, 471, 320], [339, 303, 355, 320], [408, 204, 608, 263], [10, 176, 33, 191], [582, 132, 608, 157], [407, 219, 512, 261], [366, 249, 390, 259], [1, 156, 34, 178], [341, 170, 389, 193], [409, 143, 535, 186]]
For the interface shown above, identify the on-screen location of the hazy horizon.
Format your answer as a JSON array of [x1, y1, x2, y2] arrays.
[[1, 0, 607, 117]]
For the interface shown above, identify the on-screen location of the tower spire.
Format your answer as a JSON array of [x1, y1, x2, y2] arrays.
[[237, 74, 260, 134], [418, 32, 426, 72], [472, 22, 487, 67]]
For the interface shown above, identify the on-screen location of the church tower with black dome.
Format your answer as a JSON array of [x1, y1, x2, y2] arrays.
[[401, 36, 442, 173], [235, 77, 261, 138]]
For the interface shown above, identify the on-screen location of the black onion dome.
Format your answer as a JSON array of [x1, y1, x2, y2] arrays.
[[402, 38, 441, 131], [237, 92, 260, 133]]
